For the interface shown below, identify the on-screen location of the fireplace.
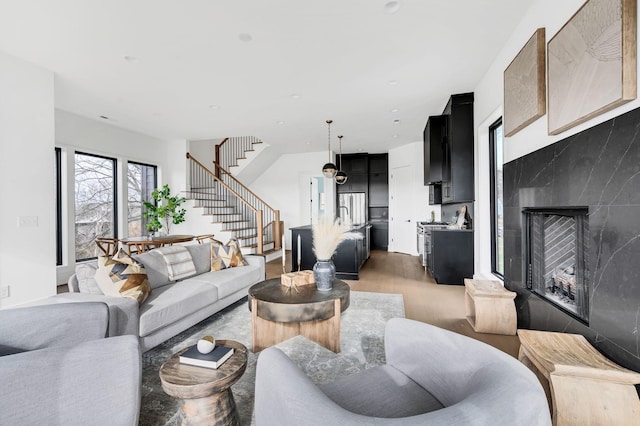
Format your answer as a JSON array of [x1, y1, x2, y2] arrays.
[[523, 208, 589, 323]]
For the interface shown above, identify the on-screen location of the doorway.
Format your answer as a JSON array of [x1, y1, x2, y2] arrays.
[[390, 165, 415, 255]]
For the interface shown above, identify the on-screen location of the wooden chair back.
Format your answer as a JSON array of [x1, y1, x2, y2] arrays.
[[95, 237, 119, 257]]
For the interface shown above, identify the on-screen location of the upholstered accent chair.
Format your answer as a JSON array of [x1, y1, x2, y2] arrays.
[[0, 302, 141, 425], [255, 318, 551, 426]]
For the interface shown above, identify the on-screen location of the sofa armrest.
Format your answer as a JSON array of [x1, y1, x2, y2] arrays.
[[255, 347, 372, 425], [0, 335, 141, 425], [244, 254, 266, 280], [40, 293, 140, 337], [0, 302, 108, 350], [68, 273, 81, 292]]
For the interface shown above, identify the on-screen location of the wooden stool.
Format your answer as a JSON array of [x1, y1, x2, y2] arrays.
[[464, 278, 516, 335], [518, 329, 640, 425]]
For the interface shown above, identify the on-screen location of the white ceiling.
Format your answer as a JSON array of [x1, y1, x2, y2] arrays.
[[0, 0, 534, 154]]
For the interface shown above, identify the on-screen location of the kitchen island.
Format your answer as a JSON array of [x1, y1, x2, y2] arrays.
[[290, 224, 370, 280]]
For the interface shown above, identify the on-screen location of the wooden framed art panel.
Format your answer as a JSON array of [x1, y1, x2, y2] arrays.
[[504, 28, 546, 137], [548, 0, 637, 135]]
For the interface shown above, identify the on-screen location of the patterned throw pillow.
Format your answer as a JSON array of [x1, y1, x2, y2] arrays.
[[95, 249, 151, 305], [210, 238, 248, 271]]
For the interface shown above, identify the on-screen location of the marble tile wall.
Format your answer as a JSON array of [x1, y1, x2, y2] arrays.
[[504, 106, 640, 372]]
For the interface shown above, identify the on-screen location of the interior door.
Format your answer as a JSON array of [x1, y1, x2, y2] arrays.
[[390, 165, 416, 255]]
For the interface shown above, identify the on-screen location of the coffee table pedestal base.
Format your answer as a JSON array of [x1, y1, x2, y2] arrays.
[[251, 298, 341, 352]]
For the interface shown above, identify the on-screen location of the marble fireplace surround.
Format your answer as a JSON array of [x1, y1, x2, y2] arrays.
[[504, 106, 640, 372]]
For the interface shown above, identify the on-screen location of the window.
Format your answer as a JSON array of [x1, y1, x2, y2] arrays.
[[127, 161, 157, 237], [55, 148, 62, 266], [489, 118, 504, 277], [74, 152, 117, 261]]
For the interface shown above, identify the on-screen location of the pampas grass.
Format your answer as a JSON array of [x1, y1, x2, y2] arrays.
[[312, 217, 357, 260]]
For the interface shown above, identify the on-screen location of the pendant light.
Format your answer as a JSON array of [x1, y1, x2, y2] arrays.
[[335, 135, 348, 185], [322, 119, 337, 178]]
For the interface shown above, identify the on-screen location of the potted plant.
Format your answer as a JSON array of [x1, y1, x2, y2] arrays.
[[312, 217, 356, 291], [143, 184, 187, 235]]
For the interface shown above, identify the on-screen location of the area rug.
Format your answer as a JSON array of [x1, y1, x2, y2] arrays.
[[139, 291, 405, 425]]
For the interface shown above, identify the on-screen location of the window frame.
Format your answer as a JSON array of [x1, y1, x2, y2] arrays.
[[489, 117, 504, 278], [55, 147, 63, 266], [127, 160, 158, 237], [74, 151, 118, 262]]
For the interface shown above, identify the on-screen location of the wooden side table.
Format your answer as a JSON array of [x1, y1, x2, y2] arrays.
[[464, 278, 516, 335], [159, 339, 248, 426], [518, 329, 640, 425]]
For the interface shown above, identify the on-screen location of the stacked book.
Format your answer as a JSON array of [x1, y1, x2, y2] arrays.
[[179, 345, 234, 369]]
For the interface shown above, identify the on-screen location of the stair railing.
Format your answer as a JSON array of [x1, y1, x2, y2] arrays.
[[214, 161, 281, 251], [214, 136, 262, 178], [186, 153, 264, 253]]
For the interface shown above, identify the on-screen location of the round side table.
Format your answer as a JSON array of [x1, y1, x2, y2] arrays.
[[159, 339, 248, 426]]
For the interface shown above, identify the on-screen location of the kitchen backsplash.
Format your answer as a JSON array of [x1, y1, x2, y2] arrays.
[[441, 202, 473, 229]]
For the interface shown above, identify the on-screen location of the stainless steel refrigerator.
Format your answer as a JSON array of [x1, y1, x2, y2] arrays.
[[338, 193, 366, 225]]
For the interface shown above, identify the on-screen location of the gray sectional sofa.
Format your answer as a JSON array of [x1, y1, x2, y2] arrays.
[[54, 243, 265, 351]]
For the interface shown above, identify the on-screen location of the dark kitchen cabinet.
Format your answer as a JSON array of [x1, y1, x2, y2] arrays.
[[368, 154, 388, 207], [291, 224, 369, 280], [430, 230, 474, 285], [370, 221, 388, 250], [423, 115, 446, 185], [441, 93, 474, 204], [337, 154, 368, 193]]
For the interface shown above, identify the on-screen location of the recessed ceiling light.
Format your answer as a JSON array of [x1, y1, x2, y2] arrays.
[[393, 134, 399, 138], [291, 94, 301, 99], [123, 55, 138, 62], [391, 108, 399, 113], [388, 80, 399, 86], [209, 105, 220, 109], [384, 1, 401, 14], [277, 121, 285, 125], [393, 119, 401, 125], [238, 33, 253, 42], [99, 115, 109, 120]]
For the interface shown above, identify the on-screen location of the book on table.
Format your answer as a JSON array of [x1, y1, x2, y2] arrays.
[[179, 345, 234, 369]]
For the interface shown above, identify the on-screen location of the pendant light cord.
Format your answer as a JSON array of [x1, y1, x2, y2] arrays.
[[326, 119, 332, 161]]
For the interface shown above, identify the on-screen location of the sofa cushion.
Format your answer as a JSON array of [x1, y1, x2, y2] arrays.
[[211, 238, 248, 271], [154, 246, 197, 281], [319, 364, 444, 418], [185, 243, 212, 274], [196, 263, 263, 299], [95, 252, 151, 305], [133, 250, 174, 289], [75, 262, 103, 295], [138, 280, 219, 337]]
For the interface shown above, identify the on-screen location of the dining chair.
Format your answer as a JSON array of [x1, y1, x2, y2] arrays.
[[196, 234, 215, 244], [95, 237, 119, 257]]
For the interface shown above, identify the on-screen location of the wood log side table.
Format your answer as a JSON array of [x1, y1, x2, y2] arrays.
[[463, 278, 517, 335], [159, 339, 248, 426], [248, 278, 350, 353], [517, 329, 640, 426]]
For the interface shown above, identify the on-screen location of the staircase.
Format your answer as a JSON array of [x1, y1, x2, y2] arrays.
[[186, 151, 282, 257]]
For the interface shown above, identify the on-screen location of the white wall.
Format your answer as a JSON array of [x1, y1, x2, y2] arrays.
[[248, 151, 336, 249], [388, 141, 433, 255], [55, 110, 186, 283], [473, 0, 640, 279], [0, 52, 56, 308]]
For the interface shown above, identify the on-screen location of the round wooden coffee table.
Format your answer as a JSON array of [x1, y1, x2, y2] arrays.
[[248, 278, 350, 353], [159, 339, 247, 426]]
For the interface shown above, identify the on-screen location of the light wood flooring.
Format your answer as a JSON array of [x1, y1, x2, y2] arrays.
[[267, 249, 520, 358]]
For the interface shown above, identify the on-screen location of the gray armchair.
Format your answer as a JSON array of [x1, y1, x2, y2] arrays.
[[0, 302, 141, 425], [255, 318, 551, 425]]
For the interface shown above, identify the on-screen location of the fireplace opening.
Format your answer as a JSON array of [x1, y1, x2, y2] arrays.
[[523, 207, 589, 324]]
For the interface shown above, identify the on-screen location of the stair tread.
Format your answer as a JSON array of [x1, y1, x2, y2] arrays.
[[243, 240, 275, 249]]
